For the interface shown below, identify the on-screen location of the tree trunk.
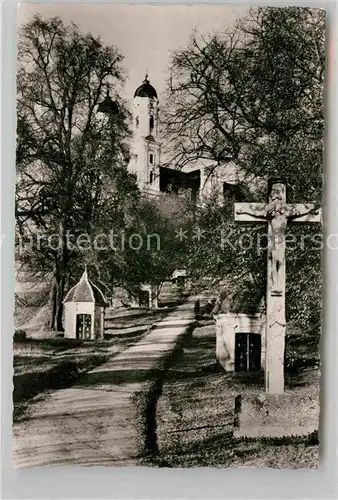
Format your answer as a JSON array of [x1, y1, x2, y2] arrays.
[[50, 275, 64, 331], [55, 274, 66, 331], [50, 223, 69, 331], [49, 282, 57, 330]]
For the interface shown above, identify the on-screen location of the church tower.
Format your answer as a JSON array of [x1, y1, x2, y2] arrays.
[[128, 74, 161, 193]]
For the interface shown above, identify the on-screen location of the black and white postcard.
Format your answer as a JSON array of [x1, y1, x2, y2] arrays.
[[13, 4, 324, 468]]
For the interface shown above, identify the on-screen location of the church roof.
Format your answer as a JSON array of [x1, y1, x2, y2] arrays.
[[134, 75, 158, 99], [97, 92, 119, 115], [63, 268, 108, 307], [145, 135, 155, 142]]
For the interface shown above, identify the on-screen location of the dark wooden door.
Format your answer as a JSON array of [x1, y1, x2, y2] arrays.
[[248, 333, 261, 371], [139, 290, 150, 307], [235, 333, 261, 372], [235, 333, 248, 372], [76, 314, 92, 339], [176, 276, 186, 287]]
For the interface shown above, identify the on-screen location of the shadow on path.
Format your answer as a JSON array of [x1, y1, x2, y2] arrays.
[[12, 300, 196, 468]]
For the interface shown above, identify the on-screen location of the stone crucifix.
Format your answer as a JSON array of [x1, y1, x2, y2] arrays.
[[235, 179, 321, 394]]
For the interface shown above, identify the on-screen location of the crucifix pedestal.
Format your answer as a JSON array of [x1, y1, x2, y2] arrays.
[[235, 178, 321, 394]]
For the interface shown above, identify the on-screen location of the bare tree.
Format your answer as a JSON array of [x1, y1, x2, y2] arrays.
[[163, 7, 324, 341], [163, 7, 324, 202], [16, 15, 136, 330]]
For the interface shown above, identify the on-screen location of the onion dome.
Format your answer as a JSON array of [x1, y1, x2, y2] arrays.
[[134, 74, 158, 99], [63, 268, 108, 307], [97, 91, 119, 115]]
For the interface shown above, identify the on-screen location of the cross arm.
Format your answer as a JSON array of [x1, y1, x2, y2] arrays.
[[286, 204, 322, 223], [235, 203, 267, 222]]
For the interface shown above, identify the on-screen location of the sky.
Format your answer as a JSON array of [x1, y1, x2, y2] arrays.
[[18, 3, 247, 102]]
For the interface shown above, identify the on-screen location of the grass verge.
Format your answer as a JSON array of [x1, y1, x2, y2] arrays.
[[133, 321, 196, 463], [150, 320, 319, 468], [13, 307, 167, 422]]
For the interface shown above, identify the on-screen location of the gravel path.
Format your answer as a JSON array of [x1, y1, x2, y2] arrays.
[[12, 301, 195, 468]]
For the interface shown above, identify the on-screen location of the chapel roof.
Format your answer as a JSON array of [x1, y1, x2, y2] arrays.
[[134, 74, 158, 99], [63, 268, 108, 307]]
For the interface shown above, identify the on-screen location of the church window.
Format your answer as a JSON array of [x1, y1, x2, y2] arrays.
[[149, 153, 154, 165], [150, 171, 153, 184], [149, 115, 154, 130], [135, 116, 139, 127]]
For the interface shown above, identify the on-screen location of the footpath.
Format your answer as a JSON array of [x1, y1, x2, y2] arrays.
[[12, 300, 195, 467]]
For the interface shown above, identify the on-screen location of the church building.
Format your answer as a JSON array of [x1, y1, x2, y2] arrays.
[[128, 74, 161, 194], [127, 74, 247, 202]]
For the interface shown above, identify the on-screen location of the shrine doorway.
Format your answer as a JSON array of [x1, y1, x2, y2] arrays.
[[235, 332, 261, 372], [139, 290, 150, 308], [76, 314, 92, 340]]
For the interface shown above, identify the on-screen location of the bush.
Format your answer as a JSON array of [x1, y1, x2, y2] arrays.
[[48, 361, 79, 388], [13, 361, 79, 405], [13, 330, 27, 342], [43, 338, 82, 348]]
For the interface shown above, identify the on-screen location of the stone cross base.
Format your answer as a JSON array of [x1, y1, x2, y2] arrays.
[[233, 393, 319, 439]]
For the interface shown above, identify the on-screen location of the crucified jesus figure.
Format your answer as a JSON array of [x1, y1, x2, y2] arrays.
[[235, 179, 321, 394]]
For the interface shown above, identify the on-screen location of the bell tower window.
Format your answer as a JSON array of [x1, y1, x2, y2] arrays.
[[135, 116, 139, 128], [149, 153, 154, 165], [149, 116, 154, 130], [150, 171, 153, 184]]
